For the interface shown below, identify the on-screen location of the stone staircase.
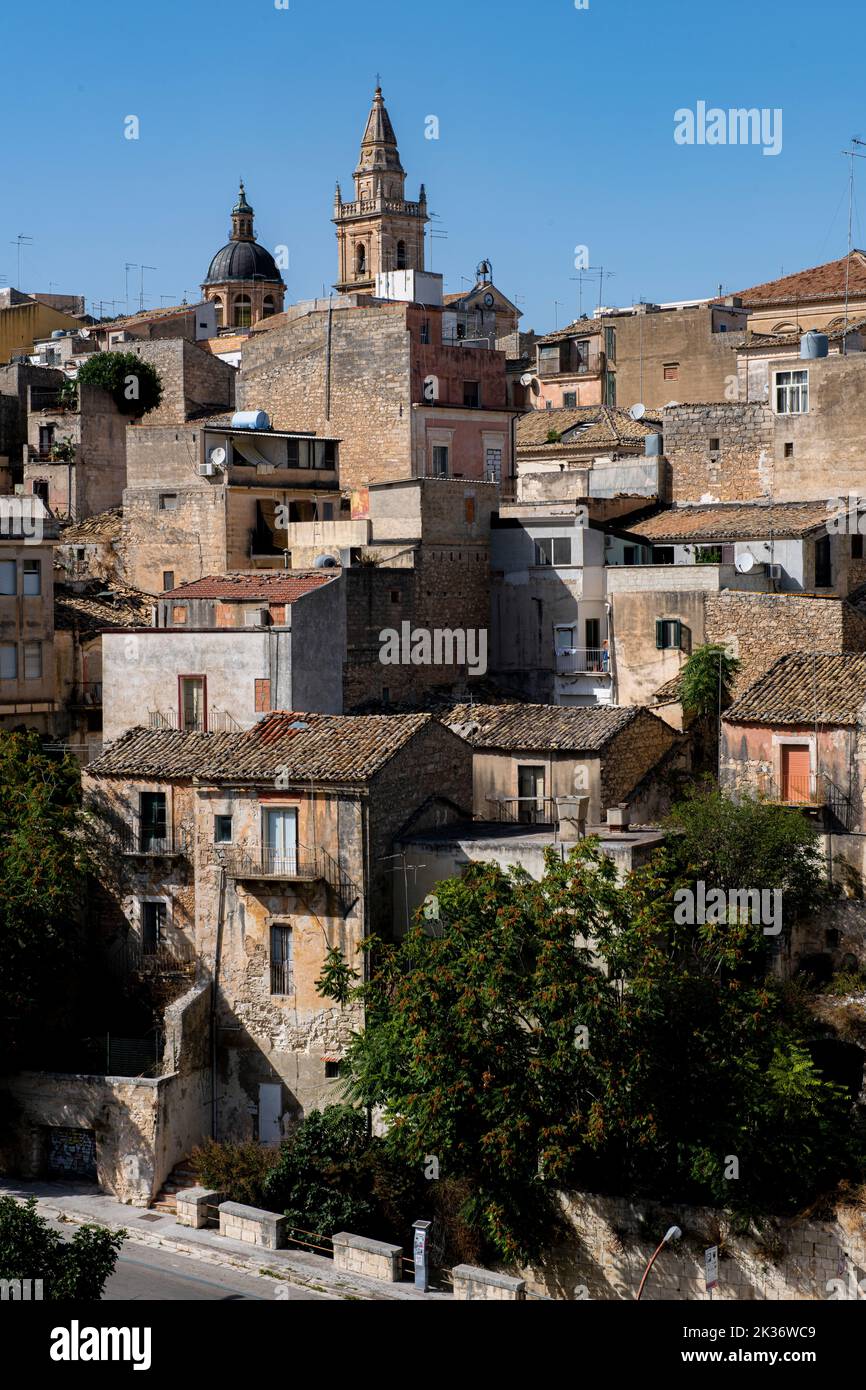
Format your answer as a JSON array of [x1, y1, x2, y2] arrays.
[[150, 1159, 199, 1214]]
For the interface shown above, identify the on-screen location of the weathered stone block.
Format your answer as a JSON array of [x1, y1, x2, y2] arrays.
[[332, 1231, 403, 1282]]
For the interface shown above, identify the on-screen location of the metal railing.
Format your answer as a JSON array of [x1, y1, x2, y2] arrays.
[[555, 647, 611, 675], [757, 771, 856, 829], [216, 844, 319, 880], [209, 707, 242, 733], [119, 824, 187, 855], [270, 960, 294, 996], [486, 795, 558, 826]]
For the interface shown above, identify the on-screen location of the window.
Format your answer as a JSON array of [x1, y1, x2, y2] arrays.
[[852, 535, 864, 560], [485, 447, 502, 483], [323, 439, 337, 469], [141, 901, 166, 955], [775, 369, 808, 414], [535, 537, 571, 566], [270, 924, 293, 995], [815, 534, 832, 588], [562, 391, 577, 408], [255, 678, 271, 713], [38, 424, 55, 455], [325, 1060, 341, 1079], [432, 445, 449, 477], [396, 240, 407, 270], [355, 243, 367, 276], [709, 437, 720, 453], [655, 618, 682, 650], [585, 618, 601, 651], [605, 326, 616, 363], [234, 295, 252, 328], [784, 441, 794, 458], [159, 493, 178, 511], [463, 381, 480, 409], [0, 560, 15, 595], [214, 299, 224, 328], [140, 792, 167, 852], [179, 675, 206, 731], [695, 546, 722, 564], [214, 815, 233, 844], [420, 319, 430, 345], [604, 373, 616, 407], [23, 642, 41, 680], [538, 345, 561, 375], [663, 363, 679, 380], [390, 589, 400, 603], [652, 546, 674, 565], [517, 765, 545, 825], [262, 296, 276, 319], [22, 561, 40, 596], [0, 645, 17, 679], [163, 571, 175, 592], [465, 497, 476, 524], [32, 480, 49, 504], [623, 545, 639, 564]]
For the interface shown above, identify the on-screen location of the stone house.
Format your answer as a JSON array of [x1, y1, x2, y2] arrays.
[[83, 710, 472, 1137], [531, 319, 615, 410], [0, 508, 59, 734], [736, 250, 866, 336], [101, 570, 345, 742], [721, 652, 866, 891], [443, 701, 683, 829], [515, 404, 666, 503], [24, 381, 128, 521], [596, 298, 748, 408]]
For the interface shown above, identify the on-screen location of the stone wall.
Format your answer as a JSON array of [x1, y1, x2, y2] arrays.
[[604, 304, 747, 409], [661, 402, 775, 503], [705, 590, 866, 697], [521, 1191, 866, 1301], [125, 338, 235, 427]]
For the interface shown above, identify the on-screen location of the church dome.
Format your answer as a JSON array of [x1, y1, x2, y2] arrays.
[[204, 239, 282, 285]]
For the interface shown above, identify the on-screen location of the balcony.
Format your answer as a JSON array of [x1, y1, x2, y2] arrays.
[[119, 825, 187, 857], [148, 708, 243, 733], [555, 647, 611, 676], [212, 842, 359, 912], [68, 681, 103, 707], [486, 795, 557, 826], [756, 772, 855, 829], [282, 519, 371, 548]]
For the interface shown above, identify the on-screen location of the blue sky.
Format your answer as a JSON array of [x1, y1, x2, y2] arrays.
[[3, 0, 864, 330]]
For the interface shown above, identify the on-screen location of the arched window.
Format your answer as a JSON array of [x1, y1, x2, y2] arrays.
[[234, 295, 252, 328], [396, 240, 407, 270], [262, 296, 275, 319], [213, 298, 224, 328], [355, 243, 367, 276]]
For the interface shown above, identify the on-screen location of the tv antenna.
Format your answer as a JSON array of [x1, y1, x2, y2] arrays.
[[841, 137, 866, 352], [428, 213, 448, 271], [139, 264, 156, 311], [570, 266, 615, 318], [8, 235, 33, 289], [124, 262, 139, 314]]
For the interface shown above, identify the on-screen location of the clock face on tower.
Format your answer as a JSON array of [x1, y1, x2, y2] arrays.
[[483, 292, 495, 308]]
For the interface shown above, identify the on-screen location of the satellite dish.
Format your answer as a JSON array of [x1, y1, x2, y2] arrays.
[[663, 399, 681, 409], [519, 372, 534, 387], [208, 446, 227, 468], [629, 403, 646, 421], [735, 552, 756, 574]]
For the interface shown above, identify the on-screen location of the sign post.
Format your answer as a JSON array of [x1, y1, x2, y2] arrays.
[[705, 1246, 719, 1300]]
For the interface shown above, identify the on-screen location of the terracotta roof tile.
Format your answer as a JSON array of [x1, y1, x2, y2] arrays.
[[60, 509, 123, 543], [54, 580, 152, 634], [166, 572, 336, 602], [537, 317, 603, 345], [738, 252, 866, 307], [724, 653, 866, 727], [633, 501, 835, 543], [88, 711, 434, 784], [517, 405, 660, 452], [443, 702, 645, 751]]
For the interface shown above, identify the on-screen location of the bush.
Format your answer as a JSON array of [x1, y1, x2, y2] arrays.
[[190, 1137, 280, 1208], [0, 1196, 123, 1300], [76, 351, 162, 417]]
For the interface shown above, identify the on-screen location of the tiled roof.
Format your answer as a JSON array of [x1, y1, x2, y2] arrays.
[[537, 317, 602, 345], [724, 653, 866, 727], [652, 673, 684, 705], [54, 581, 152, 634], [88, 711, 433, 783], [90, 303, 202, 333], [444, 702, 644, 751], [737, 252, 866, 307], [166, 572, 336, 602], [516, 405, 660, 452], [742, 316, 866, 349], [632, 501, 834, 542], [60, 509, 122, 543]]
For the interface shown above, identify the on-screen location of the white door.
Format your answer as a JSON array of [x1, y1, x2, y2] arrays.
[[258, 1083, 282, 1144], [264, 808, 298, 875]]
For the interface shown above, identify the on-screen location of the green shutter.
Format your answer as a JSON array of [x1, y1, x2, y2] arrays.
[[656, 620, 664, 649]]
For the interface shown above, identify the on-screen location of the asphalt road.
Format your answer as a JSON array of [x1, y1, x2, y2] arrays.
[[43, 1216, 332, 1302]]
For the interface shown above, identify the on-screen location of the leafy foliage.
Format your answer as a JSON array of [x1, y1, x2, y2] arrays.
[[76, 351, 162, 417], [190, 1137, 281, 1209], [0, 1197, 123, 1300], [680, 642, 740, 719], [319, 792, 858, 1263], [0, 732, 92, 1062]]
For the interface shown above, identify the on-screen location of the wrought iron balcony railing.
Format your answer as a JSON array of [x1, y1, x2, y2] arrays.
[[555, 647, 611, 675]]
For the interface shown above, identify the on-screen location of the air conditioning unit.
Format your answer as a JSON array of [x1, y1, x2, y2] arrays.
[[198, 461, 216, 477], [767, 563, 782, 579]]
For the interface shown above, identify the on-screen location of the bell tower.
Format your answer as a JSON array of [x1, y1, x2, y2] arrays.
[[334, 86, 428, 293]]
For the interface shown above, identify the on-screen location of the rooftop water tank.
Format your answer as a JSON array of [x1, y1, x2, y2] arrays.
[[51, 329, 66, 339], [314, 554, 339, 568], [231, 410, 271, 431], [800, 331, 829, 359], [645, 432, 663, 456]]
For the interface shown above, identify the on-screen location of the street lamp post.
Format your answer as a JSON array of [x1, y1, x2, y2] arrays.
[[636, 1225, 682, 1301]]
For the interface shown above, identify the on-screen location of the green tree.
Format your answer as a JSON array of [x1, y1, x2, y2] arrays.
[[320, 798, 857, 1262], [680, 641, 741, 772], [0, 1197, 124, 1300], [76, 351, 162, 417], [0, 732, 92, 1063]]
